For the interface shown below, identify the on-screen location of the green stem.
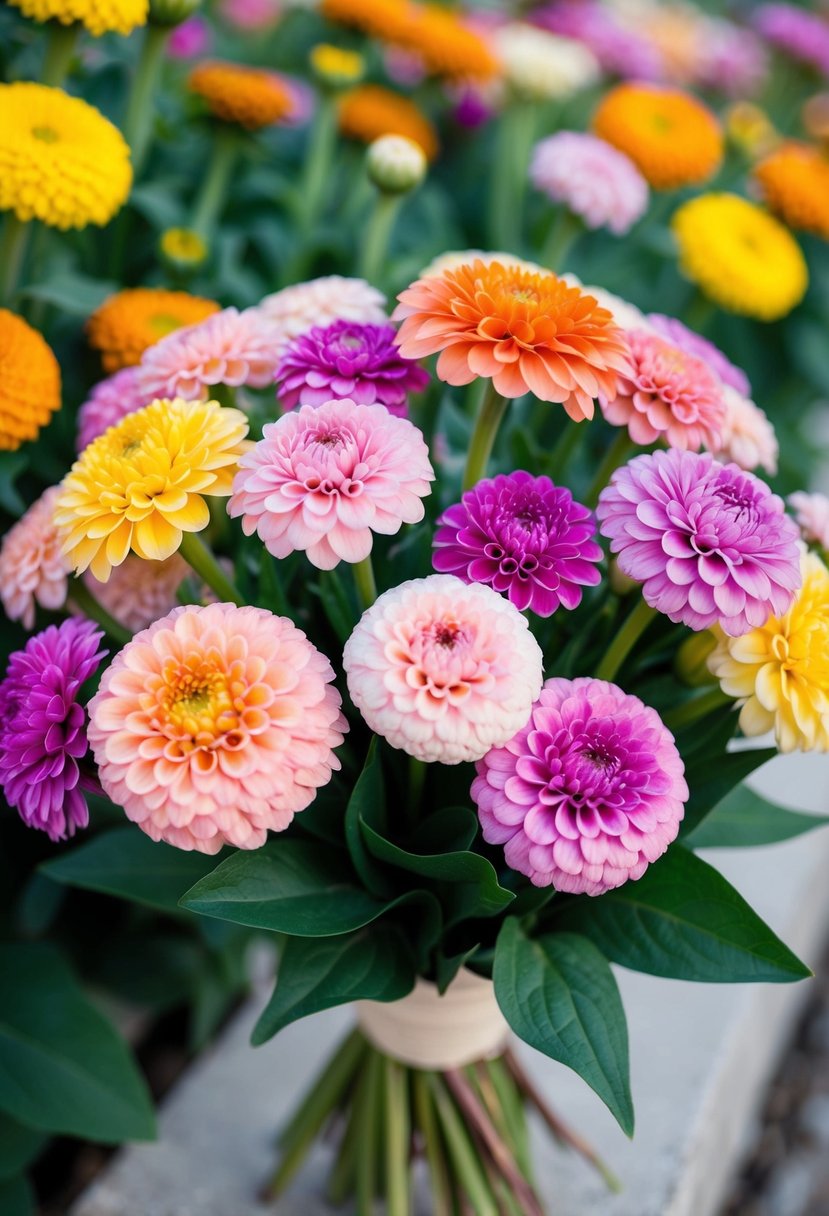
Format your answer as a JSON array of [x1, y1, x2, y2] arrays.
[[178, 532, 244, 606], [0, 213, 31, 308], [123, 24, 169, 178], [595, 596, 656, 682], [664, 686, 732, 732], [463, 382, 509, 491], [488, 99, 537, 251], [358, 192, 402, 286], [192, 129, 239, 238], [683, 291, 716, 335], [539, 207, 582, 273], [384, 1058, 411, 1216], [546, 416, 585, 483], [412, 1072, 454, 1216], [407, 756, 426, 821], [352, 553, 378, 611], [357, 1050, 383, 1214], [585, 429, 634, 507], [428, 1075, 499, 1216], [298, 92, 338, 230], [68, 578, 132, 646], [41, 22, 79, 87]]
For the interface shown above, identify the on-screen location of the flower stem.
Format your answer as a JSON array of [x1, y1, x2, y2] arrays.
[[595, 595, 657, 682], [463, 381, 509, 491], [123, 24, 169, 178], [488, 98, 537, 251], [585, 429, 634, 507], [540, 207, 582, 273], [352, 553, 378, 612], [298, 92, 337, 233], [41, 21, 78, 87], [546, 416, 584, 483], [663, 685, 733, 733], [178, 531, 244, 606], [358, 191, 402, 286], [68, 578, 132, 646], [384, 1057, 411, 1216], [684, 291, 716, 335], [191, 128, 239, 238], [0, 213, 30, 308]]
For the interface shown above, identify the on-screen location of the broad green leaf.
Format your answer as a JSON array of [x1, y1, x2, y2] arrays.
[[552, 846, 810, 983], [409, 806, 479, 855], [680, 747, 777, 836], [686, 785, 829, 850], [0, 453, 27, 517], [434, 943, 481, 994], [0, 944, 155, 1142], [493, 921, 633, 1135], [20, 272, 117, 315], [252, 924, 415, 1044], [345, 742, 393, 897], [0, 1175, 35, 1216], [0, 1116, 44, 1181]]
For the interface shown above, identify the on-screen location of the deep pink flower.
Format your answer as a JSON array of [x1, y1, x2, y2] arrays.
[[647, 313, 751, 396], [530, 132, 649, 235], [76, 366, 150, 451], [167, 15, 211, 59], [472, 677, 687, 895]]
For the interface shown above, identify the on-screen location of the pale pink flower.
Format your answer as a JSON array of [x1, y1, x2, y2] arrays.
[[83, 553, 190, 633], [789, 491, 829, 549], [712, 387, 778, 475], [258, 277, 388, 355], [229, 398, 434, 570], [0, 488, 70, 629], [76, 367, 150, 452], [89, 602, 346, 854], [530, 132, 649, 235], [343, 574, 544, 764], [219, 0, 281, 31]]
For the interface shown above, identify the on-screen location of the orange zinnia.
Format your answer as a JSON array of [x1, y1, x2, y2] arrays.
[[393, 261, 631, 421], [339, 85, 438, 160], [394, 4, 499, 81], [754, 142, 829, 241], [188, 61, 295, 130], [87, 287, 220, 372]]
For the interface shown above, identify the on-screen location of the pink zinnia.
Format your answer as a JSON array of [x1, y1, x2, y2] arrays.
[[599, 327, 726, 451], [472, 677, 687, 896], [712, 387, 778, 476], [166, 15, 211, 59], [596, 448, 802, 636], [259, 277, 388, 355], [789, 491, 829, 550], [0, 487, 70, 630], [343, 574, 543, 765], [229, 399, 434, 570], [647, 313, 751, 396], [83, 553, 190, 632], [138, 306, 280, 401], [529, 132, 649, 235], [89, 603, 347, 854], [76, 367, 150, 452]]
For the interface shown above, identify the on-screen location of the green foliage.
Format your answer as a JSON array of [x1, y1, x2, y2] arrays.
[[686, 785, 829, 849]]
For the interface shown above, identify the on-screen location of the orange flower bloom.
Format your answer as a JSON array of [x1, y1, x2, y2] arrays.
[[754, 142, 829, 241], [321, 0, 410, 42], [188, 61, 295, 130], [339, 85, 438, 160], [593, 83, 723, 190], [0, 310, 61, 451], [394, 261, 631, 421], [87, 287, 220, 372]]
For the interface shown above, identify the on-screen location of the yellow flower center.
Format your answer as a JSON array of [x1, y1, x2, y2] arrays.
[[150, 311, 185, 336], [162, 662, 238, 742], [32, 124, 59, 143], [771, 633, 790, 664]]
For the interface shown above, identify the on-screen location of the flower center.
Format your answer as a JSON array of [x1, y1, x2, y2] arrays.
[[771, 633, 790, 663], [32, 125, 59, 143], [432, 620, 462, 648], [162, 665, 238, 741], [150, 311, 185, 336]]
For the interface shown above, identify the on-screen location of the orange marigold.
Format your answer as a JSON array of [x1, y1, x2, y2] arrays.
[[754, 142, 829, 241], [593, 83, 723, 190], [188, 61, 295, 129], [87, 288, 220, 373], [0, 310, 61, 451], [339, 85, 438, 160], [394, 4, 499, 81], [393, 260, 631, 422], [321, 0, 410, 42]]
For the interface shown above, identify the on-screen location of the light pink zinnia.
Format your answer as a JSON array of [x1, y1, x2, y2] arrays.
[[89, 602, 347, 854], [529, 132, 649, 235], [789, 491, 829, 549], [343, 574, 544, 765], [259, 276, 388, 355], [76, 367, 150, 452], [83, 553, 190, 632], [138, 306, 281, 401], [600, 327, 726, 451], [712, 387, 778, 475], [0, 487, 71, 629], [229, 399, 435, 570]]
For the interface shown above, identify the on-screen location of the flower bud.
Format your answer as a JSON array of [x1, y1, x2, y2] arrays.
[[310, 43, 364, 91], [150, 0, 202, 26], [675, 630, 718, 688], [366, 134, 427, 194], [159, 226, 208, 273]]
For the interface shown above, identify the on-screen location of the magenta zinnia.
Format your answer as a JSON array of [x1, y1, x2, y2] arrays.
[[472, 677, 687, 896]]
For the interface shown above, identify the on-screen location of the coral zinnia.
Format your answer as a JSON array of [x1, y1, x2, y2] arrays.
[[394, 260, 631, 421], [0, 84, 131, 230], [54, 397, 249, 581], [89, 603, 346, 853], [0, 488, 70, 629], [0, 620, 106, 841], [343, 574, 543, 764], [188, 61, 295, 129], [138, 306, 280, 401], [87, 288, 220, 373], [593, 82, 723, 190], [260, 276, 387, 353], [339, 85, 439, 160], [433, 471, 602, 616], [754, 142, 829, 242], [709, 552, 829, 752], [76, 367, 149, 452], [672, 194, 808, 322], [472, 677, 687, 895], [0, 310, 61, 452], [229, 399, 434, 569], [530, 131, 649, 235], [7, 0, 146, 34], [597, 449, 802, 636]]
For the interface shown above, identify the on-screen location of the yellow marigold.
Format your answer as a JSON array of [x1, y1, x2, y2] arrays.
[[87, 288, 220, 373], [593, 82, 723, 190], [310, 44, 365, 88], [339, 85, 438, 161], [0, 84, 132, 230], [7, 0, 146, 35], [709, 552, 829, 753], [393, 4, 500, 81], [188, 61, 295, 129], [754, 142, 829, 241], [54, 397, 250, 581], [0, 311, 61, 452], [672, 193, 808, 322]]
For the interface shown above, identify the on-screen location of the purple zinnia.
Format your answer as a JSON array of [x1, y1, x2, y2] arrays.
[[0, 619, 107, 841], [596, 449, 802, 637], [472, 677, 687, 896], [533, 1, 664, 80], [432, 471, 603, 616], [753, 5, 829, 77], [647, 313, 751, 397], [275, 320, 429, 417]]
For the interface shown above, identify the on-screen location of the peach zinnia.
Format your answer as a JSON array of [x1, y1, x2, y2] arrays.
[[394, 260, 630, 421]]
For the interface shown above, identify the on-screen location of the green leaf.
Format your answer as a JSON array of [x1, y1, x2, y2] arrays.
[[680, 747, 777, 836], [409, 806, 479, 854], [0, 943, 155, 1142], [552, 846, 810, 983], [493, 921, 633, 1135], [0, 1174, 35, 1216], [0, 1116, 44, 1181], [345, 741, 392, 898], [0, 452, 27, 517], [314, 570, 358, 645], [20, 272, 117, 315], [41, 826, 222, 913], [252, 924, 415, 1044], [686, 785, 829, 850], [433, 944, 481, 994]]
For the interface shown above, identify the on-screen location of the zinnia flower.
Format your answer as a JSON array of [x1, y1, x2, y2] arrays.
[[394, 260, 631, 421], [275, 320, 428, 416], [0, 488, 70, 629], [260, 276, 387, 352], [494, 25, 599, 101], [0, 310, 61, 452], [343, 574, 543, 764], [529, 132, 649, 236], [789, 492, 829, 550], [87, 288, 220, 373], [229, 399, 434, 569], [84, 553, 191, 632], [599, 327, 726, 452], [389, 4, 500, 82], [708, 552, 829, 752], [418, 250, 544, 279], [188, 61, 296, 129], [712, 387, 778, 476], [534, 1, 663, 79], [754, 142, 829, 242], [338, 85, 439, 160], [55, 397, 249, 581], [472, 677, 687, 895], [0, 84, 131, 230], [167, 14, 211, 58], [138, 306, 280, 402], [753, 4, 829, 77], [596, 448, 802, 636], [76, 367, 149, 452], [321, 0, 411, 44], [433, 471, 602, 616], [7, 0, 146, 34], [593, 82, 723, 190], [647, 313, 750, 396], [0, 619, 106, 841], [89, 603, 346, 853], [672, 194, 808, 322]]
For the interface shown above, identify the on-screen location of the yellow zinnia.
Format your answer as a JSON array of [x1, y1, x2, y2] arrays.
[[672, 193, 808, 322], [0, 311, 61, 452], [708, 552, 829, 753], [54, 398, 250, 581], [7, 0, 146, 35]]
